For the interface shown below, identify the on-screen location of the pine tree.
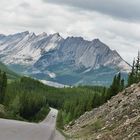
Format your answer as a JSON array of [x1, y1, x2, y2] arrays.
[[0, 72, 7, 104], [135, 52, 140, 82], [86, 97, 93, 111], [108, 73, 124, 99], [128, 51, 140, 86], [116, 73, 121, 92], [128, 59, 135, 86], [120, 79, 124, 91], [110, 75, 118, 96], [0, 71, 2, 103]]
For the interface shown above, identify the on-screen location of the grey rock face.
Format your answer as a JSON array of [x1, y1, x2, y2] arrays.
[[0, 31, 130, 71], [0, 31, 63, 65], [34, 37, 130, 72], [0, 31, 131, 85]]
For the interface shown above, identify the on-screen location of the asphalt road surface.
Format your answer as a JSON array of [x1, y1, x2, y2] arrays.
[[0, 108, 65, 140]]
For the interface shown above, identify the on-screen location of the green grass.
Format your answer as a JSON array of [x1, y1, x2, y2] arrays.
[[91, 119, 103, 132]]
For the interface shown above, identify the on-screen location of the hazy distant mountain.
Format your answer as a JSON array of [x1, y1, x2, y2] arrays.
[[0, 61, 18, 80], [0, 31, 131, 85]]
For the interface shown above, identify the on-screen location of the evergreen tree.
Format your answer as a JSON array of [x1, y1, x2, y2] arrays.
[[120, 79, 124, 91], [128, 51, 140, 86], [0, 72, 7, 103], [107, 73, 124, 99], [135, 52, 140, 79], [128, 59, 135, 86]]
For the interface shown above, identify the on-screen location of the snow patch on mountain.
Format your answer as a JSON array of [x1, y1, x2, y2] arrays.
[[47, 71, 56, 79], [40, 80, 69, 88]]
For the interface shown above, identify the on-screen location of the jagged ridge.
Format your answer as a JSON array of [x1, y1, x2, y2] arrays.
[[0, 31, 131, 85]]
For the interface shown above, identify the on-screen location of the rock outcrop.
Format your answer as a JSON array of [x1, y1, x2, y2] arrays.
[[65, 83, 140, 140]]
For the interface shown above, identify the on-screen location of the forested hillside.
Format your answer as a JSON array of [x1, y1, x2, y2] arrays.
[[0, 71, 124, 127], [0, 72, 121, 124], [5, 77, 107, 122], [57, 72, 125, 128]]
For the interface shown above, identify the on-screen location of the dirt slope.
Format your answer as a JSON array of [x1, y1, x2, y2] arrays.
[[65, 83, 140, 140]]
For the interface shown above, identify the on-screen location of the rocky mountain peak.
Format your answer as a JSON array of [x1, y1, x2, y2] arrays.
[[92, 38, 100, 43], [48, 33, 63, 41], [38, 32, 48, 37], [15, 31, 29, 37], [66, 36, 84, 42], [22, 31, 29, 35], [28, 32, 36, 38], [51, 32, 61, 38]]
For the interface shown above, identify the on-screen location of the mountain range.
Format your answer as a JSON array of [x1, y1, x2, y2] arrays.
[[0, 31, 131, 86]]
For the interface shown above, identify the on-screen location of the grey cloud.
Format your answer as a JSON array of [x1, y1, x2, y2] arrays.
[[19, 2, 31, 9], [45, 0, 140, 21]]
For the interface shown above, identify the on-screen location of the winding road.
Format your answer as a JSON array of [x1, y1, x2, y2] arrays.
[[0, 108, 65, 140]]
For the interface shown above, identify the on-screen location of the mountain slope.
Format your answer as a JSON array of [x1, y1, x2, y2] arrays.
[[0, 31, 130, 85], [0, 61, 18, 79], [65, 83, 140, 139], [34, 37, 130, 71], [0, 32, 63, 65]]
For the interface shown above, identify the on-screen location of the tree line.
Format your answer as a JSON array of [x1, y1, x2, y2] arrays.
[[0, 71, 7, 104], [57, 72, 125, 129], [0, 72, 125, 126], [128, 52, 140, 86]]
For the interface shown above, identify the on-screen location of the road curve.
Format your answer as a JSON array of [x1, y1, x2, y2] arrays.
[[0, 108, 65, 140]]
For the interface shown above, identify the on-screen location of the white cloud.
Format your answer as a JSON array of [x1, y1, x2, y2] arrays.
[[0, 0, 139, 64]]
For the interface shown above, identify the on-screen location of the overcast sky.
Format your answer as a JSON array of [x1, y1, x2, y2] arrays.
[[0, 0, 140, 63]]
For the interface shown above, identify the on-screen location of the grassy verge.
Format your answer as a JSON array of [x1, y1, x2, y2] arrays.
[[0, 104, 50, 123]]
